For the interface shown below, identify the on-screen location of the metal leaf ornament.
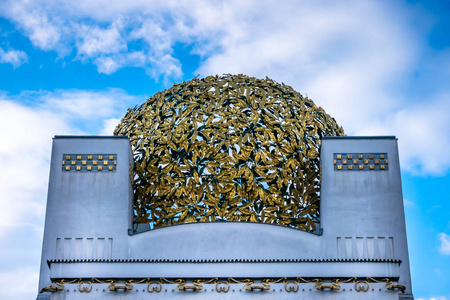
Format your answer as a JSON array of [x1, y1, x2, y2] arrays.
[[114, 74, 344, 231]]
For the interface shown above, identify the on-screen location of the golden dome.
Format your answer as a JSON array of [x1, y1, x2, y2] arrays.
[[115, 74, 344, 231]]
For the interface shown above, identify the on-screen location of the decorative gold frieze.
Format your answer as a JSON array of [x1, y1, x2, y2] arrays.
[[334, 153, 388, 171], [40, 277, 405, 294], [62, 154, 117, 172]]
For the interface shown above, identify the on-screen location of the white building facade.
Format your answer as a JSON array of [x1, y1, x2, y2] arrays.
[[37, 135, 414, 300]]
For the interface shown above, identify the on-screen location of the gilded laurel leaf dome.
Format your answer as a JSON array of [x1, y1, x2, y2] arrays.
[[114, 74, 344, 231]]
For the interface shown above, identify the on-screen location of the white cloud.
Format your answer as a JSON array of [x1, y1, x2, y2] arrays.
[[438, 233, 450, 255], [0, 101, 74, 233], [75, 20, 127, 58], [0, 47, 28, 67], [0, 267, 39, 300], [100, 118, 122, 135], [355, 93, 450, 175], [36, 89, 133, 119], [403, 199, 416, 207], [1, 1, 63, 51]]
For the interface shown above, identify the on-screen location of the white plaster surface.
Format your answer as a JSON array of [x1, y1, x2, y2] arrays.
[[36, 136, 413, 300]]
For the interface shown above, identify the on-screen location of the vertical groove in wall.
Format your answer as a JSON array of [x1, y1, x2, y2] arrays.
[[345, 237, 352, 258], [377, 237, 386, 259], [54, 237, 113, 259], [337, 236, 395, 259], [86, 238, 93, 259], [336, 237, 342, 258], [367, 237, 374, 259], [356, 237, 363, 259]]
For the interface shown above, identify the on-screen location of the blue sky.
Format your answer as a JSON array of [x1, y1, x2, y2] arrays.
[[0, 0, 449, 299]]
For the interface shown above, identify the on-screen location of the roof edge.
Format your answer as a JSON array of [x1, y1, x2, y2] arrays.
[[323, 136, 396, 140]]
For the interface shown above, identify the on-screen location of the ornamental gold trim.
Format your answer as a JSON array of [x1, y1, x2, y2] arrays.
[[40, 277, 405, 294], [115, 74, 344, 231], [62, 154, 117, 172], [334, 153, 388, 171]]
